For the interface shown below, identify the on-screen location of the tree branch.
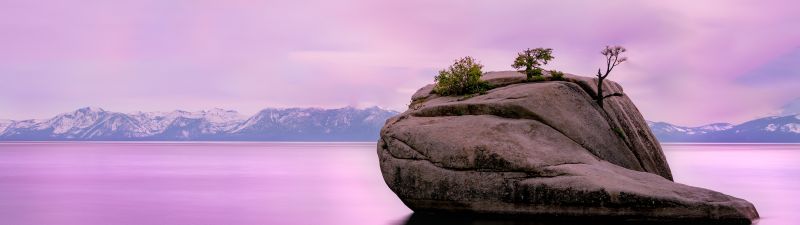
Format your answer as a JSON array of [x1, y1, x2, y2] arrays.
[[601, 92, 623, 99], [606, 54, 620, 77]]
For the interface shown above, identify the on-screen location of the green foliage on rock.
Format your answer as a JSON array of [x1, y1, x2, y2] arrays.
[[512, 48, 554, 81], [550, 70, 565, 80], [434, 56, 488, 96]]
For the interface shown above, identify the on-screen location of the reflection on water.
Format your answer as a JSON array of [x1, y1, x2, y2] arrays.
[[0, 142, 411, 225], [0, 142, 797, 225], [402, 213, 751, 225]]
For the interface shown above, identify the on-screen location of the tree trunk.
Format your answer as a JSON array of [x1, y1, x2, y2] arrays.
[[596, 76, 605, 108], [526, 65, 532, 80]]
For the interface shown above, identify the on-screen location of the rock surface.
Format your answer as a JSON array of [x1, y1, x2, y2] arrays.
[[378, 71, 759, 223]]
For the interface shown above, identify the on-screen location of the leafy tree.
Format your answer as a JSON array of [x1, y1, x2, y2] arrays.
[[434, 56, 486, 96], [512, 48, 554, 81], [595, 45, 627, 108]]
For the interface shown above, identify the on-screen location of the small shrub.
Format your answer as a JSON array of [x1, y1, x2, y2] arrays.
[[550, 70, 565, 80], [434, 56, 487, 96], [530, 76, 546, 82], [477, 82, 493, 94]]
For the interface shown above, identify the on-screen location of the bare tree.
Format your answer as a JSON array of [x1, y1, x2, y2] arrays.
[[595, 45, 627, 108]]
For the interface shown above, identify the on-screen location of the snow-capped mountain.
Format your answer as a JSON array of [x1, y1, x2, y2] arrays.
[[0, 106, 398, 141], [127, 108, 247, 138], [5, 106, 796, 142], [0, 119, 13, 134], [648, 114, 800, 142], [647, 122, 734, 137], [227, 106, 396, 141]]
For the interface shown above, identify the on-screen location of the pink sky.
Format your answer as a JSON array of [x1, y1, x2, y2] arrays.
[[1, 0, 798, 126]]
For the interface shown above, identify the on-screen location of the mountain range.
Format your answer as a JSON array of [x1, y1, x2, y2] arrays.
[[1, 106, 798, 142], [647, 114, 800, 143], [0, 107, 398, 141], [648, 98, 800, 142]]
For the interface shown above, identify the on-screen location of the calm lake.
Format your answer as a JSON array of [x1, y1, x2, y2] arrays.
[[0, 142, 797, 225]]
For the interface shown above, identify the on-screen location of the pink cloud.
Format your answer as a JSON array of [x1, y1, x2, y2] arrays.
[[1, 0, 799, 125]]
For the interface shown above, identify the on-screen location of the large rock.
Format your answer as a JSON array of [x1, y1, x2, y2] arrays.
[[378, 71, 759, 223]]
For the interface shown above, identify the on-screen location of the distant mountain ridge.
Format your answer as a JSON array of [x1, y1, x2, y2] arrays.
[[2, 106, 798, 142], [0, 107, 398, 141], [647, 114, 800, 142]]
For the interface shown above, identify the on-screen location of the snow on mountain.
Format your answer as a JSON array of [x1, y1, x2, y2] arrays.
[[764, 124, 778, 132], [648, 114, 800, 142], [0, 106, 398, 141], [201, 108, 248, 123], [48, 107, 110, 135], [780, 123, 800, 133], [127, 108, 247, 137], [6, 106, 793, 142], [648, 121, 733, 136], [698, 123, 734, 131], [227, 106, 397, 141], [0, 119, 12, 133]]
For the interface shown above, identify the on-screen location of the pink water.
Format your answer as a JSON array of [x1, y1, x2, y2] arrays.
[[0, 142, 797, 225], [664, 143, 800, 225]]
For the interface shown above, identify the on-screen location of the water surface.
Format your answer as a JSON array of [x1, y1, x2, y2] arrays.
[[0, 142, 796, 225]]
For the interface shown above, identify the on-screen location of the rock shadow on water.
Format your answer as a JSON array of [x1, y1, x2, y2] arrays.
[[401, 213, 756, 225]]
